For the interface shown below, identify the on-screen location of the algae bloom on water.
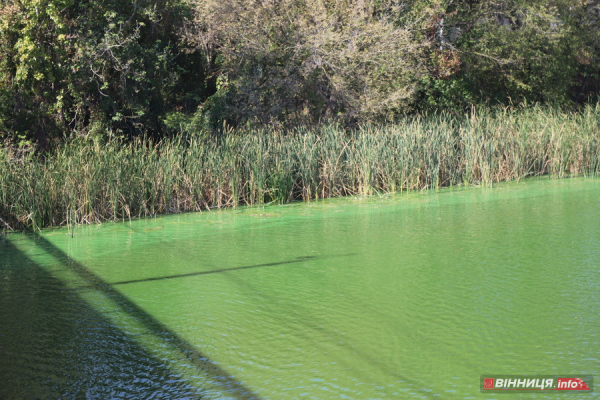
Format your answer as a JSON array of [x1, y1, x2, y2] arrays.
[[0, 177, 599, 399]]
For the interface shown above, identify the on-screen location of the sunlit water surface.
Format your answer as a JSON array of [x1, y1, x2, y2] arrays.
[[1, 177, 598, 399]]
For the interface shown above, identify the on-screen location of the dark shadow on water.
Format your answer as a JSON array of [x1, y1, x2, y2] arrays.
[[0, 239, 202, 399], [110, 256, 318, 286], [1, 234, 266, 400]]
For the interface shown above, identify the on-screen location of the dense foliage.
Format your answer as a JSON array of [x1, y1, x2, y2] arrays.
[[415, 0, 600, 109], [0, 0, 207, 146], [183, 0, 426, 126], [0, 0, 598, 144]]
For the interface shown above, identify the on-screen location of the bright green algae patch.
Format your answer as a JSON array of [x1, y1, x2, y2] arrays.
[[1, 177, 599, 399]]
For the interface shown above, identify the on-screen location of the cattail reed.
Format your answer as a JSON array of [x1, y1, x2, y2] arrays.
[[1, 105, 598, 230]]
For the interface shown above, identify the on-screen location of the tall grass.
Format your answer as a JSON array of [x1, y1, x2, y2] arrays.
[[1, 106, 599, 230]]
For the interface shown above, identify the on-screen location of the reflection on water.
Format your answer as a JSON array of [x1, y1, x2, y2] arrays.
[[1, 177, 599, 399]]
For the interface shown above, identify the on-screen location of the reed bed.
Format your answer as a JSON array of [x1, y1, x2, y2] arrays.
[[1, 106, 598, 230]]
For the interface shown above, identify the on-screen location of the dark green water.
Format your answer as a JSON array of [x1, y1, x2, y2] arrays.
[[1, 178, 598, 399]]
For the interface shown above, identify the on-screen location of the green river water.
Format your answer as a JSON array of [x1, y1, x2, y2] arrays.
[[1, 177, 598, 399]]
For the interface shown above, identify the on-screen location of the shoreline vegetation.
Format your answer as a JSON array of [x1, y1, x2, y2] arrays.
[[1, 105, 599, 231], [2, 1, 599, 232]]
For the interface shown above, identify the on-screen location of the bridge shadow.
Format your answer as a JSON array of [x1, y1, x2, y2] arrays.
[[110, 256, 317, 286], [0, 238, 204, 399], [1, 230, 445, 399], [1, 234, 286, 400]]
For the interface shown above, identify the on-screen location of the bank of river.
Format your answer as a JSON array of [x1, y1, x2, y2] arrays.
[[1, 177, 598, 399]]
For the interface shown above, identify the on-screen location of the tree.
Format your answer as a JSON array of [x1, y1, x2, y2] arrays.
[[184, 0, 427, 126], [0, 0, 206, 145], [0, 0, 73, 145], [411, 0, 600, 109]]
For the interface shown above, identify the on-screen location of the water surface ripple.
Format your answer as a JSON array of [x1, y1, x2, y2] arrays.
[[1, 177, 598, 399]]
